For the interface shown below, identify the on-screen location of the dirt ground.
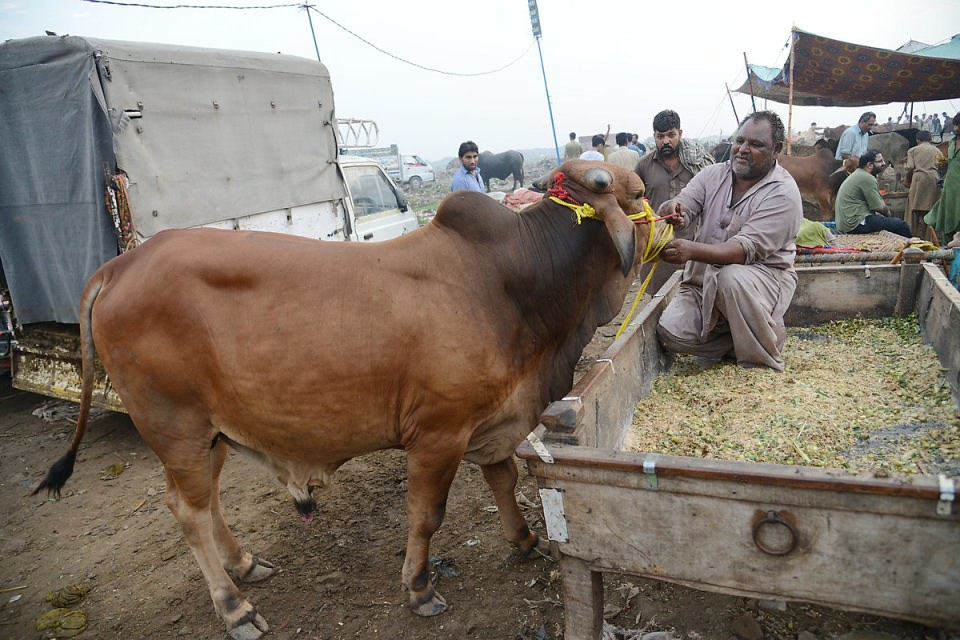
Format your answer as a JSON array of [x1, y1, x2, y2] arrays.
[[0, 187, 956, 639], [2, 303, 957, 640]]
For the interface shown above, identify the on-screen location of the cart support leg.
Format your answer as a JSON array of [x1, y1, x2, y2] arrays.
[[560, 554, 603, 640]]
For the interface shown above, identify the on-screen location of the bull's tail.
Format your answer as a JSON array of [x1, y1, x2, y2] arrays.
[[33, 277, 104, 499], [518, 152, 525, 187]]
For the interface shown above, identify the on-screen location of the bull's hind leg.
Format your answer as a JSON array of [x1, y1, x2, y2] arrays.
[[480, 457, 547, 558], [163, 452, 268, 640], [208, 437, 277, 583], [401, 451, 462, 617]]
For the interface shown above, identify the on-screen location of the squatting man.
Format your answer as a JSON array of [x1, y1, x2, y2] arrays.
[[655, 110, 803, 372]]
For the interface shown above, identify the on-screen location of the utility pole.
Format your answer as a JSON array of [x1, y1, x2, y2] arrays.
[[302, 3, 322, 63], [528, 0, 561, 165]]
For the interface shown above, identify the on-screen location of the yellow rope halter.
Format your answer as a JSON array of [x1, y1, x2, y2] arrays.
[[548, 195, 675, 340]]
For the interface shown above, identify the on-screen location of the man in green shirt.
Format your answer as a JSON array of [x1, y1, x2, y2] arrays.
[[834, 150, 911, 237], [563, 132, 582, 162]]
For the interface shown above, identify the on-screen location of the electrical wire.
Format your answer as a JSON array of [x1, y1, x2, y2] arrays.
[[80, 0, 537, 77], [305, 5, 535, 77], [82, 0, 300, 8]]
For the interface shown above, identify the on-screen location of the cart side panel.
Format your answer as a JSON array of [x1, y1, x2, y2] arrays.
[[785, 264, 902, 326], [540, 273, 678, 449], [546, 471, 958, 628], [917, 263, 960, 407]]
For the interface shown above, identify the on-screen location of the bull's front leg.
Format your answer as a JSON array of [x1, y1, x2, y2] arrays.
[[401, 452, 462, 616], [480, 457, 548, 558]]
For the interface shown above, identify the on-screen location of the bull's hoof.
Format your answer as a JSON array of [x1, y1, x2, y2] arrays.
[[513, 533, 553, 562], [410, 591, 447, 617], [227, 612, 269, 640], [239, 556, 277, 583]]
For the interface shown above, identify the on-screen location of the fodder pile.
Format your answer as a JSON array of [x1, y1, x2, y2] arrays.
[[628, 316, 960, 475]]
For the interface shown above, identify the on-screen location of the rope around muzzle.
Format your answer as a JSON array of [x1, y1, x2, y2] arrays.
[[546, 172, 676, 340]]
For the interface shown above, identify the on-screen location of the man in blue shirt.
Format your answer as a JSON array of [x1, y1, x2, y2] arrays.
[[835, 111, 876, 164], [450, 141, 484, 192]]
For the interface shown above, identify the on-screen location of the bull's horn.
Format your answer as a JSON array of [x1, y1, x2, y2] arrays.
[[532, 173, 551, 191], [583, 167, 612, 192]]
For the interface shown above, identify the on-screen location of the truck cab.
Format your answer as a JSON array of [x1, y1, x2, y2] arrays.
[[339, 155, 418, 241]]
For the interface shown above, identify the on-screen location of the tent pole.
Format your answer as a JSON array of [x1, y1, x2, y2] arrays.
[[786, 28, 797, 156], [743, 52, 757, 113], [725, 83, 740, 128]]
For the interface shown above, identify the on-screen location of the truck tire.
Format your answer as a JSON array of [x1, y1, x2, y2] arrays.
[[407, 176, 423, 190]]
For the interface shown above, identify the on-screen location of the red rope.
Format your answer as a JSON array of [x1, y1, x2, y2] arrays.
[[546, 172, 583, 205]]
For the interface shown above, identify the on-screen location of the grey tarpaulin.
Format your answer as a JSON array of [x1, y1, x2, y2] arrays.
[[0, 36, 118, 324], [0, 35, 344, 324]]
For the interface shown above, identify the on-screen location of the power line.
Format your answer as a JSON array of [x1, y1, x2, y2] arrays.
[[82, 0, 299, 8], [79, 0, 536, 77], [305, 5, 534, 77]]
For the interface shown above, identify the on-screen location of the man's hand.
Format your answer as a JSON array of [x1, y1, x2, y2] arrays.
[[657, 200, 686, 228], [660, 239, 693, 264]]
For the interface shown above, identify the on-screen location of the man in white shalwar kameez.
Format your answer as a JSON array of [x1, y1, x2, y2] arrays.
[[655, 111, 803, 371]]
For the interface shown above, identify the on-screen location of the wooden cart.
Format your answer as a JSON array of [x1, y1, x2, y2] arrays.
[[517, 255, 960, 638]]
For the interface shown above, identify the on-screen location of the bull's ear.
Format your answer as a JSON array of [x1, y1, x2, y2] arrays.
[[532, 172, 552, 191], [601, 207, 636, 277]]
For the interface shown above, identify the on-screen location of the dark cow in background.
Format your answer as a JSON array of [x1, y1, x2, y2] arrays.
[[868, 130, 915, 167], [478, 150, 525, 191], [710, 141, 732, 163], [34, 160, 658, 640]]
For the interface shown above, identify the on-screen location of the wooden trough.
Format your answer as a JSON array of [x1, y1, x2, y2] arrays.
[[517, 254, 960, 638]]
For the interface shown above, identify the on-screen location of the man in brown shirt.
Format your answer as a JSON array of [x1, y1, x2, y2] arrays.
[[634, 110, 714, 293]]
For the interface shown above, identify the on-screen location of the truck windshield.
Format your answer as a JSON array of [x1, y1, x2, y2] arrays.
[[345, 165, 399, 217]]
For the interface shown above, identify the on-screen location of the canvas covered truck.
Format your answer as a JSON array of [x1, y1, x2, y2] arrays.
[[0, 34, 419, 407]]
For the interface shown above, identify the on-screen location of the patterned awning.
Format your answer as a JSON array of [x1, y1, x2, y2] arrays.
[[736, 29, 960, 107]]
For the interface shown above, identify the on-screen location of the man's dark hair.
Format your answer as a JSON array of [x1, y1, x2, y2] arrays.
[[953, 112, 960, 127], [738, 110, 786, 148], [859, 149, 883, 168], [652, 110, 681, 133], [858, 111, 876, 123], [569, 132, 577, 140], [458, 141, 479, 158], [591, 134, 605, 147], [615, 131, 629, 146], [917, 130, 932, 142]]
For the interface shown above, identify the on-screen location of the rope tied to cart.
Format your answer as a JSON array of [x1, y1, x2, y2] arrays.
[[547, 171, 676, 339], [104, 165, 139, 253]]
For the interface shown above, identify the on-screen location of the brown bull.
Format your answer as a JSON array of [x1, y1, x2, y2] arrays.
[[35, 160, 655, 640], [778, 149, 850, 217]]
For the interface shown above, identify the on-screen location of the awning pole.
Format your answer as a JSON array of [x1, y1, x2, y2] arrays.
[[743, 52, 757, 113], [786, 28, 797, 156], [725, 83, 740, 128]]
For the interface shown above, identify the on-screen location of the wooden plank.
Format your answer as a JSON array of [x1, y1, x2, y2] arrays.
[[917, 263, 960, 407], [518, 443, 950, 507], [552, 477, 959, 628], [786, 264, 902, 325]]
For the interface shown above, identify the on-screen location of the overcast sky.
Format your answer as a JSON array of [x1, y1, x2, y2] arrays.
[[3, 0, 959, 161]]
